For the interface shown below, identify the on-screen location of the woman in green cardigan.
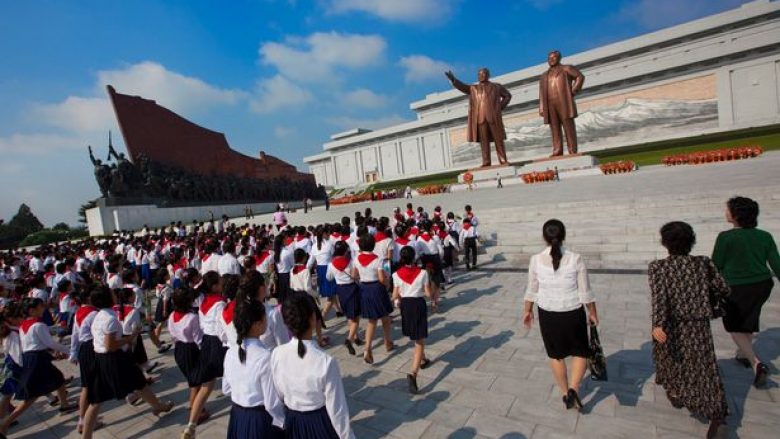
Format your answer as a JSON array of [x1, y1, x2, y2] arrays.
[[712, 196, 780, 388]]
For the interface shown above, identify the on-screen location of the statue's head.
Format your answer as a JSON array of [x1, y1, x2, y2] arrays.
[[477, 68, 490, 83], [548, 50, 561, 67], [95, 159, 102, 166]]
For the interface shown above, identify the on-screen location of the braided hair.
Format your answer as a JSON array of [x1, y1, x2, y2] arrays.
[[234, 299, 266, 364], [282, 293, 316, 358], [235, 271, 265, 320], [542, 219, 566, 271], [221, 274, 240, 302]]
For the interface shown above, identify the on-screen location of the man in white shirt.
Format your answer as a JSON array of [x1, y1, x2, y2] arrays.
[[217, 241, 241, 276]]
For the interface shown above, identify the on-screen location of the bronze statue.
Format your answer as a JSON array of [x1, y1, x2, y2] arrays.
[[445, 68, 512, 167], [539, 50, 584, 156], [88, 145, 111, 197]]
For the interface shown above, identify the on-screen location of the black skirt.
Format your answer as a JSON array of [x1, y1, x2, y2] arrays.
[[359, 281, 392, 320], [227, 404, 284, 439], [421, 254, 444, 285], [198, 334, 227, 383], [400, 297, 428, 341], [284, 406, 339, 439], [336, 283, 361, 320], [443, 246, 455, 268], [132, 335, 148, 366], [174, 341, 202, 388], [154, 297, 172, 324], [88, 350, 147, 404], [16, 350, 64, 400], [723, 278, 773, 333], [537, 306, 590, 360], [78, 340, 96, 389], [276, 272, 291, 304]]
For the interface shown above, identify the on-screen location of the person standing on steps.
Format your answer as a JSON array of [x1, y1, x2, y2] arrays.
[[522, 219, 598, 413], [712, 196, 780, 388]]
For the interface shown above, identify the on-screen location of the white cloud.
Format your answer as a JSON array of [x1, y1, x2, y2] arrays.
[[326, 114, 408, 130], [33, 97, 115, 134], [0, 132, 84, 155], [399, 55, 452, 83], [274, 125, 294, 138], [250, 75, 313, 113], [259, 32, 386, 83], [326, 0, 454, 23], [341, 88, 388, 109], [616, 0, 745, 29]]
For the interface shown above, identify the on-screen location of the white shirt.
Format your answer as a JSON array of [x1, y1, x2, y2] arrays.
[[148, 251, 160, 270], [391, 239, 415, 263], [354, 253, 381, 283], [125, 283, 144, 310], [218, 253, 242, 276], [91, 309, 123, 353], [20, 319, 68, 353], [458, 226, 479, 246], [259, 304, 290, 350], [290, 267, 317, 297], [310, 240, 334, 266], [293, 237, 312, 253], [326, 258, 354, 285], [392, 267, 429, 298], [271, 338, 355, 439], [107, 273, 123, 290], [219, 302, 238, 348], [223, 339, 285, 427], [29, 257, 43, 273], [417, 234, 442, 256], [3, 329, 22, 366], [524, 247, 595, 312], [168, 312, 203, 345], [255, 251, 274, 274], [70, 306, 98, 361], [201, 253, 222, 274], [373, 235, 392, 262], [199, 295, 226, 337], [29, 287, 48, 302], [275, 245, 295, 274]]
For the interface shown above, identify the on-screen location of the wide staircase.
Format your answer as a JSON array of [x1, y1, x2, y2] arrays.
[[476, 186, 780, 271]]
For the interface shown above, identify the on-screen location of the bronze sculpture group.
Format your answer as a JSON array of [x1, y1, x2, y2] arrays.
[[446, 50, 584, 166]]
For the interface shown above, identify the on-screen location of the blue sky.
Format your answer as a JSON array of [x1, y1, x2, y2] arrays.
[[0, 0, 748, 225]]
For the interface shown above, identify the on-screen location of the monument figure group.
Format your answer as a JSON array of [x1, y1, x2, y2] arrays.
[[445, 51, 585, 167]]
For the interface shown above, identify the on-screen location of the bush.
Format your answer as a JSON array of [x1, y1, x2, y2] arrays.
[[19, 229, 69, 247]]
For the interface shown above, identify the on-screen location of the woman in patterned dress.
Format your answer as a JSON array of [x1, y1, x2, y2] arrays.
[[648, 222, 730, 439]]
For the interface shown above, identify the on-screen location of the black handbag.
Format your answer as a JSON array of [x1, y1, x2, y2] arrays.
[[588, 324, 608, 381]]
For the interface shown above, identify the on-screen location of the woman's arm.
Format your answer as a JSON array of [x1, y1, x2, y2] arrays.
[[648, 263, 669, 343]]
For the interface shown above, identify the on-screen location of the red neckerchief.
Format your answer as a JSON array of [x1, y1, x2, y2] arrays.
[[394, 213, 404, 222], [357, 253, 378, 267], [293, 264, 307, 275], [406, 209, 414, 217], [419, 233, 432, 242], [438, 230, 449, 240], [331, 256, 350, 271], [395, 237, 410, 246], [222, 301, 237, 325], [340, 235, 350, 242], [396, 266, 421, 284], [410, 226, 419, 235], [75, 305, 97, 326], [112, 305, 135, 321], [463, 223, 472, 230], [255, 251, 270, 266], [203, 253, 211, 263], [20, 317, 39, 334], [295, 234, 307, 242], [331, 232, 341, 240], [200, 294, 224, 315], [284, 237, 293, 246], [172, 311, 188, 323], [374, 231, 388, 242], [467, 212, 474, 219]]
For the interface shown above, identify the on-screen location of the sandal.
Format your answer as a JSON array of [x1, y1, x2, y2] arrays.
[[196, 409, 210, 425], [344, 339, 356, 356], [420, 358, 432, 369], [363, 352, 374, 365], [385, 342, 396, 352], [78, 420, 104, 434], [153, 400, 174, 417], [58, 403, 78, 415]]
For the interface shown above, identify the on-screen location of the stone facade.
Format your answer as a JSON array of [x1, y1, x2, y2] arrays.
[[305, 0, 780, 188]]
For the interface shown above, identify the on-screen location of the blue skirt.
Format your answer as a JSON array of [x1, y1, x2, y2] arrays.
[[359, 281, 392, 320], [400, 297, 428, 341], [78, 340, 96, 388], [0, 356, 22, 396], [88, 350, 147, 404], [284, 406, 339, 439], [141, 263, 152, 286], [175, 341, 202, 388], [336, 283, 360, 320], [198, 334, 227, 383], [228, 404, 284, 439], [316, 265, 337, 298], [41, 307, 54, 326], [16, 350, 64, 400]]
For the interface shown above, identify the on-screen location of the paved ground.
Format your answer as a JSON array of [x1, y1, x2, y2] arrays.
[[10, 268, 779, 438]]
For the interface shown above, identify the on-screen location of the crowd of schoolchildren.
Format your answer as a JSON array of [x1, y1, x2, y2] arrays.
[[0, 202, 482, 439]]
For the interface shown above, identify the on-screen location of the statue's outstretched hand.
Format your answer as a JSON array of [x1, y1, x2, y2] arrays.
[[445, 70, 455, 82]]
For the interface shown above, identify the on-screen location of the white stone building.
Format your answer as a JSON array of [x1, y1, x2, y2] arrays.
[[304, 0, 780, 189]]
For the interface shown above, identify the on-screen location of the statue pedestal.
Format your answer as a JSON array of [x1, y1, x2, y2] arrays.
[[517, 154, 602, 180], [457, 164, 519, 184]]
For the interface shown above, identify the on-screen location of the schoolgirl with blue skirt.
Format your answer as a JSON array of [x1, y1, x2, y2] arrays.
[[354, 234, 394, 364], [0, 302, 24, 422], [271, 294, 355, 439], [223, 300, 284, 439], [326, 241, 362, 356], [310, 227, 342, 319]]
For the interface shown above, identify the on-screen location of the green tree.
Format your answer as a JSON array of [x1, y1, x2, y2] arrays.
[[78, 199, 98, 224], [52, 222, 70, 231], [8, 204, 44, 236]]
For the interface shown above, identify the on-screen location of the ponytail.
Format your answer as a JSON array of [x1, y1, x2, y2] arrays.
[[233, 299, 266, 365], [542, 219, 566, 272], [297, 338, 306, 359], [281, 293, 315, 359]]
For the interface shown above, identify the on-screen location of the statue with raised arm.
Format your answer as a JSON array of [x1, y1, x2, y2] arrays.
[[88, 145, 111, 197], [539, 50, 585, 156], [445, 68, 512, 167]]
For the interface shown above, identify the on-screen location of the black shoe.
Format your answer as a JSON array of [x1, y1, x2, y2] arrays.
[[335, 312, 344, 318], [354, 338, 365, 346], [407, 374, 419, 394], [145, 361, 160, 374], [344, 339, 356, 356], [567, 389, 583, 411], [157, 344, 172, 354], [562, 394, 573, 410], [735, 356, 751, 368], [754, 363, 769, 388], [420, 358, 432, 369]]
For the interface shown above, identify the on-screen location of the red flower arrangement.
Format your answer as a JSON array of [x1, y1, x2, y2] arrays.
[[417, 184, 449, 195], [520, 170, 556, 184], [600, 160, 636, 175], [662, 145, 763, 166]]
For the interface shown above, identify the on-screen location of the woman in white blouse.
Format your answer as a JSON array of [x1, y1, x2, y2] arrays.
[[522, 219, 598, 412], [271, 293, 355, 439]]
